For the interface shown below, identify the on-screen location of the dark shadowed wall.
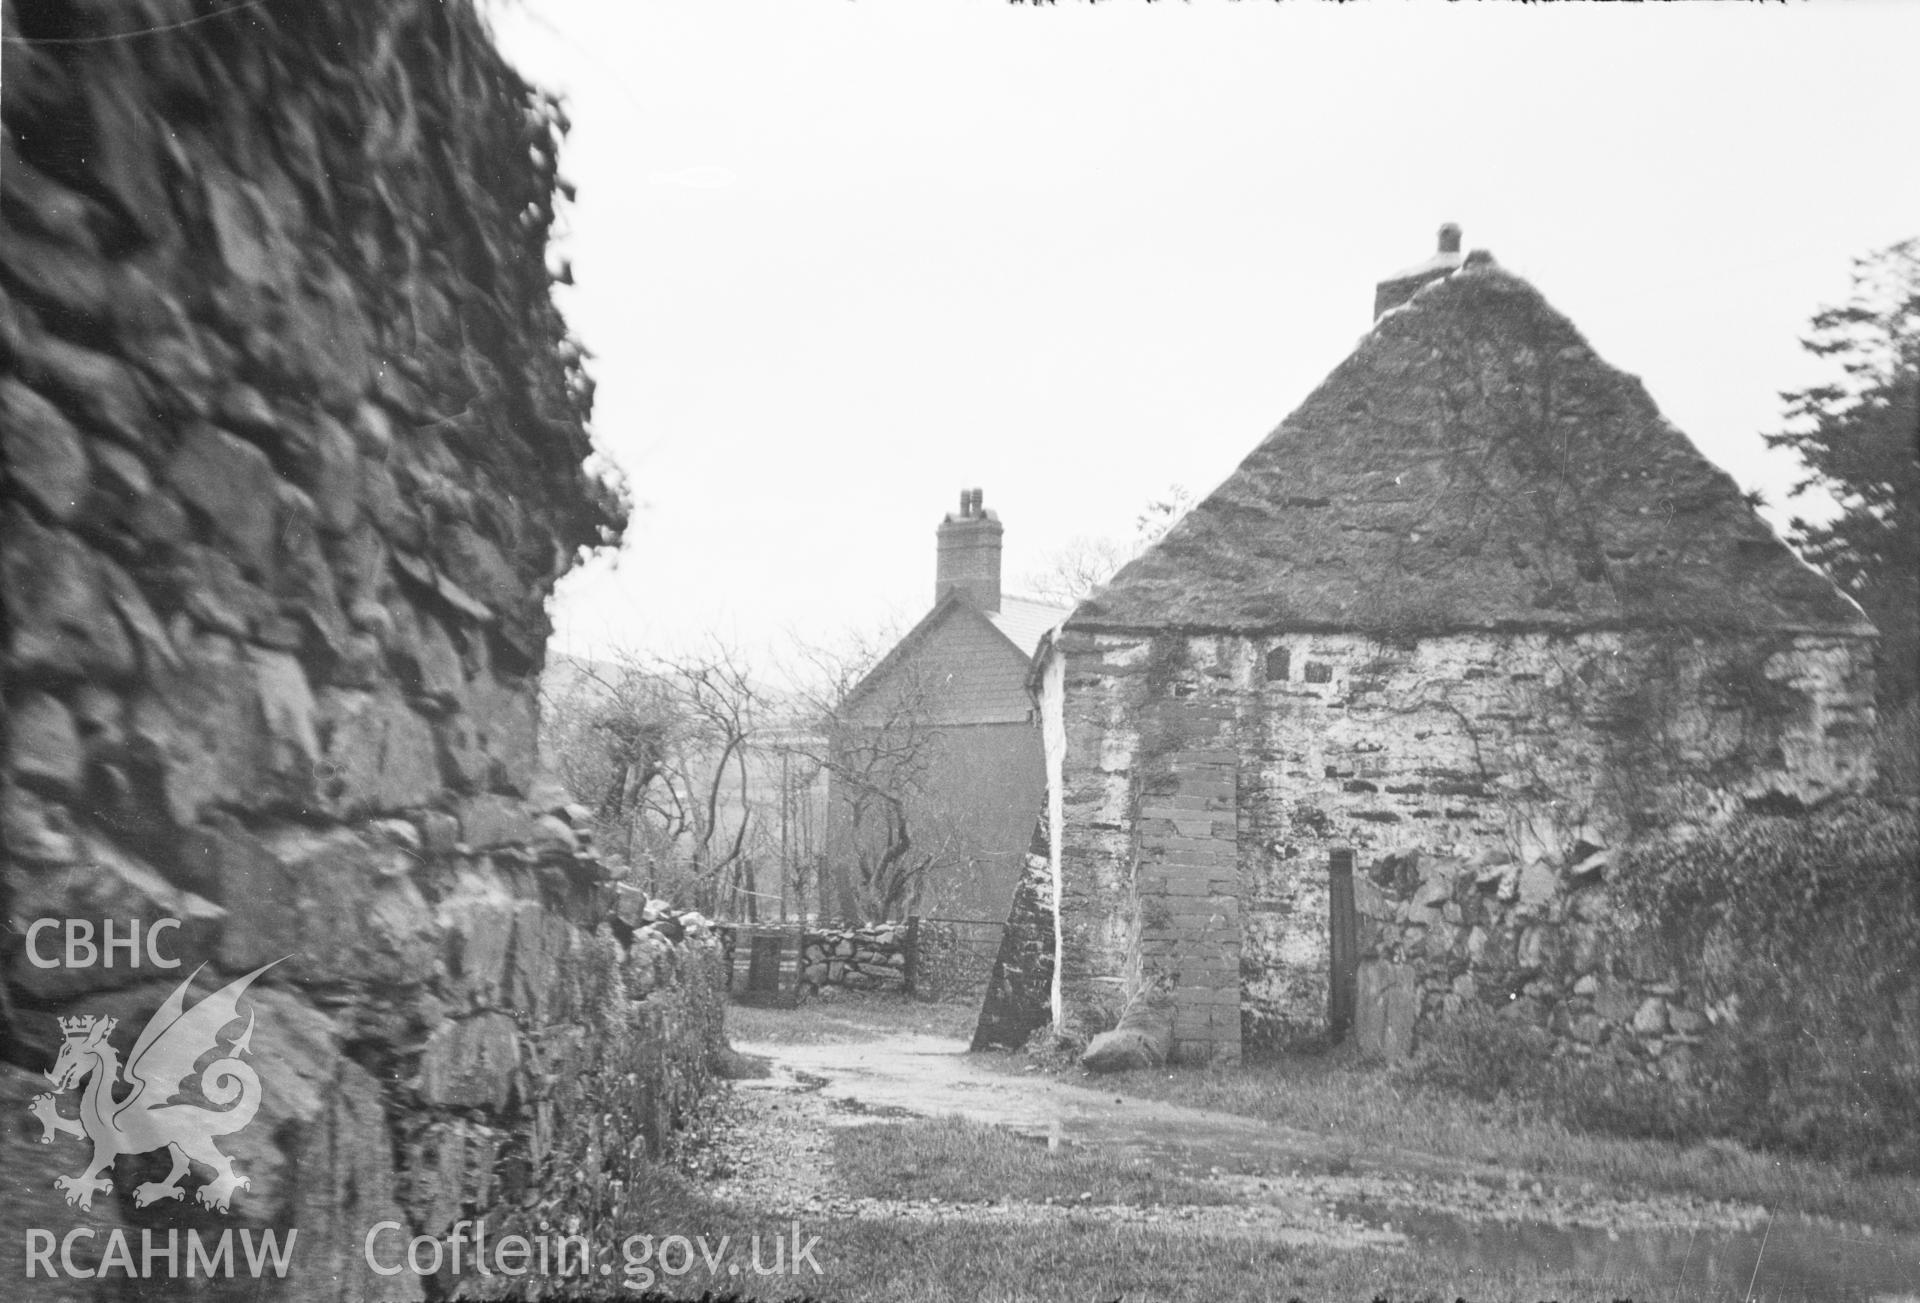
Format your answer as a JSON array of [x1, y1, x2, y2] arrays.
[[1, 4, 722, 1297]]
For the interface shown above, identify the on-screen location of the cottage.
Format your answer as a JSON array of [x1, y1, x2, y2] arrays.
[[827, 490, 1069, 921], [1001, 230, 1877, 1065]]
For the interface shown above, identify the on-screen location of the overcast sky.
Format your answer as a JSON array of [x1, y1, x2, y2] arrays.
[[490, 0, 1920, 667]]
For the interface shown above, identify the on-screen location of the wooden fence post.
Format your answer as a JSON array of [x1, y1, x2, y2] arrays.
[[1328, 849, 1358, 1044], [903, 915, 922, 998]]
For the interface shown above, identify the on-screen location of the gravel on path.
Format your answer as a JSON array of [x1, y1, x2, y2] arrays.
[[709, 1035, 1775, 1248]]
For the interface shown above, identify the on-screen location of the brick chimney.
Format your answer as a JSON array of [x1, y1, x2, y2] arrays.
[[935, 487, 1002, 612], [1373, 222, 1466, 320]]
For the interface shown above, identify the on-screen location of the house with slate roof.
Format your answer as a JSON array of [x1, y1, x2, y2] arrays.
[[1009, 228, 1878, 1065], [826, 490, 1069, 922]]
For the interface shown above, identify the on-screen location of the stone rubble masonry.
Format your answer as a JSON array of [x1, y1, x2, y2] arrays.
[[1351, 845, 1712, 1083], [1047, 624, 1874, 1063], [718, 919, 917, 996], [0, 4, 725, 1299], [973, 811, 1058, 1051], [719, 915, 993, 1001], [799, 920, 911, 993]]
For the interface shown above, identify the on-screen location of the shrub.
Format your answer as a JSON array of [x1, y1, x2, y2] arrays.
[[1615, 796, 1920, 1172], [1392, 1002, 1553, 1102], [1876, 698, 1920, 797], [1546, 1055, 1719, 1148]]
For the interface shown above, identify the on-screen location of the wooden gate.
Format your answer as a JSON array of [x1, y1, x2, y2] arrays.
[[1328, 848, 1359, 1043], [746, 934, 784, 995]]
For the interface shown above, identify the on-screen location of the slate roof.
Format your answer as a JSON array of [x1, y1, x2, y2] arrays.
[[1072, 254, 1872, 637], [989, 595, 1073, 656], [842, 592, 1069, 727]]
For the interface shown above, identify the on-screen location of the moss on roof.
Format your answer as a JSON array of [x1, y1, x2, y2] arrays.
[[1072, 257, 1871, 638]]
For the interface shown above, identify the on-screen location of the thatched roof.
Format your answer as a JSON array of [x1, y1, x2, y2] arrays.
[[1072, 254, 1871, 638]]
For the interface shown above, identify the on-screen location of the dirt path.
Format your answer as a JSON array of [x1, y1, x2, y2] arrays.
[[725, 1031, 1764, 1235], [715, 1035, 1402, 1251], [724, 1031, 1920, 1299]]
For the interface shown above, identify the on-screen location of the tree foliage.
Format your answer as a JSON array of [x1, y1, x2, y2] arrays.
[[1766, 238, 1920, 706], [1614, 798, 1920, 1170]]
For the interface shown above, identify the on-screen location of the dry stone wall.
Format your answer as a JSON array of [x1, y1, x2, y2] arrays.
[[0, 3, 723, 1298], [801, 921, 912, 993], [719, 913, 1008, 1003], [717, 920, 910, 998], [1352, 846, 1706, 1077], [721, 917, 996, 1000]]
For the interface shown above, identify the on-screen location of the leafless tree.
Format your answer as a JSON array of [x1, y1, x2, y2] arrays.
[[1022, 533, 1132, 606], [783, 632, 961, 923], [541, 642, 768, 914], [1022, 483, 1195, 605]]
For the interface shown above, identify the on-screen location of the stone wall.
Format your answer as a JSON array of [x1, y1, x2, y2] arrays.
[[0, 3, 724, 1298], [718, 921, 907, 998], [1351, 846, 1706, 1077], [972, 816, 1057, 1051], [720, 916, 996, 1004], [1045, 623, 1875, 1061], [800, 921, 911, 993]]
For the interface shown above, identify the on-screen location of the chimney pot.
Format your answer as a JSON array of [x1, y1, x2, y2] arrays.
[[1438, 223, 1462, 254]]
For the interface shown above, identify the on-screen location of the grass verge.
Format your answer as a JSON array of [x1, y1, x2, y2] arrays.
[[993, 1047, 1920, 1233], [500, 1160, 1804, 1303]]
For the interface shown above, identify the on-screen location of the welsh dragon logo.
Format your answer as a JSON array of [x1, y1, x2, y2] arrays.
[[29, 961, 282, 1214]]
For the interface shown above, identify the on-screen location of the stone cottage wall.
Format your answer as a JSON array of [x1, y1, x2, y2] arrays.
[[0, 4, 724, 1298], [1048, 623, 1874, 1060], [1047, 633, 1251, 1063]]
